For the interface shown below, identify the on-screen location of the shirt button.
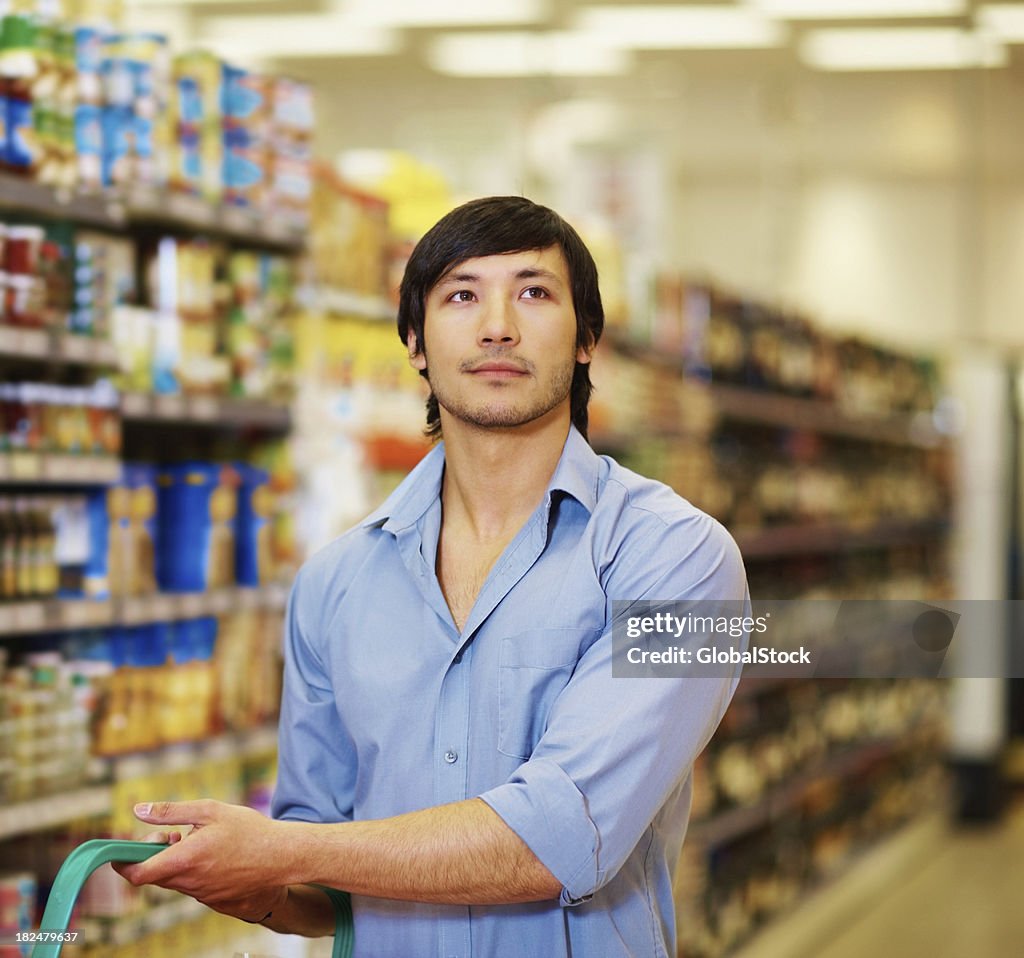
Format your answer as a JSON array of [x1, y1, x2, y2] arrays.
[[444, 749, 458, 764], [453, 650, 463, 664]]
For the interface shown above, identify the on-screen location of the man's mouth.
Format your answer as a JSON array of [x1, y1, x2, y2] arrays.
[[465, 360, 530, 377]]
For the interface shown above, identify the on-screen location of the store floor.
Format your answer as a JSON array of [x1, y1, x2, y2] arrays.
[[735, 798, 1024, 958]]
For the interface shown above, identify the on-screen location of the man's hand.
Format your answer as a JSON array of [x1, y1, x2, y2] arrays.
[[113, 800, 290, 923]]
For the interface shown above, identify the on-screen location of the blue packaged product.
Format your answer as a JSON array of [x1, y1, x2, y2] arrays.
[[0, 90, 8, 155], [157, 463, 237, 591], [177, 74, 202, 126], [222, 124, 265, 207], [101, 104, 133, 186], [175, 616, 217, 661], [221, 62, 265, 125], [6, 95, 34, 171], [100, 55, 134, 109], [74, 102, 102, 189], [234, 462, 271, 586], [75, 25, 104, 76], [83, 489, 111, 598]]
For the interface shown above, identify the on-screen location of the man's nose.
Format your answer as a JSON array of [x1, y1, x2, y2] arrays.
[[477, 297, 520, 347]]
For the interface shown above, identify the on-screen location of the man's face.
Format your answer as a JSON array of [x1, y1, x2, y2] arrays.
[[408, 245, 591, 433]]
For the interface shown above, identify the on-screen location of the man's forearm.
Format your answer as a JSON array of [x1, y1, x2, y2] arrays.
[[282, 797, 562, 905]]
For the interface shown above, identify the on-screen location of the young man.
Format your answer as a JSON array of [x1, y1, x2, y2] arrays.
[[118, 196, 748, 957]]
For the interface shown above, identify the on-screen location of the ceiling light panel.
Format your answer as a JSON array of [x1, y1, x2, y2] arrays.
[[341, 0, 548, 27], [200, 16, 399, 59], [426, 32, 631, 77], [574, 5, 786, 49], [749, 0, 965, 18], [978, 4, 1024, 41], [800, 28, 1007, 70]]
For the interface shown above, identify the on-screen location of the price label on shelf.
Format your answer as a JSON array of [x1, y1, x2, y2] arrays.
[[121, 392, 150, 418], [0, 326, 20, 353], [9, 452, 41, 480], [92, 340, 118, 366], [18, 329, 48, 357], [208, 589, 234, 614], [154, 394, 186, 419], [14, 601, 45, 632], [63, 598, 113, 628], [178, 593, 204, 618], [189, 396, 219, 422], [62, 334, 93, 362], [167, 192, 214, 226], [222, 207, 252, 233]]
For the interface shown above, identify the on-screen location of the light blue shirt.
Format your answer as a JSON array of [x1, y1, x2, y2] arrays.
[[273, 425, 748, 958]]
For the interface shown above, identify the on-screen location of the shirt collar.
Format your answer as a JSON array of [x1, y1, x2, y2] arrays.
[[360, 425, 601, 534]]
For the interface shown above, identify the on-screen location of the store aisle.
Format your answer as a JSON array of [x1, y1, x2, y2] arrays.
[[734, 800, 1024, 958]]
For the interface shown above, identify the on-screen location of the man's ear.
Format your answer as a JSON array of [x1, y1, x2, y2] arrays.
[[576, 337, 594, 366], [407, 331, 427, 371]]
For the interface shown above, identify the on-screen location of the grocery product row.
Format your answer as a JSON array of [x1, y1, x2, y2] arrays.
[[0, 604, 282, 803], [0, 730, 279, 956], [614, 279, 941, 417], [0, 4, 314, 229], [0, 458, 290, 606], [0, 217, 299, 403]]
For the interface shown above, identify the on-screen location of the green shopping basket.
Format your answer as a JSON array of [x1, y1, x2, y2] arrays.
[[31, 839, 354, 958]]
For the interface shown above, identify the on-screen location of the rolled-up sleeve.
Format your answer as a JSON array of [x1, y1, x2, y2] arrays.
[[272, 564, 356, 825], [480, 514, 747, 904]]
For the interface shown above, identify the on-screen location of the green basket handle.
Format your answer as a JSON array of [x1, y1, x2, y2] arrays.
[[32, 839, 354, 958]]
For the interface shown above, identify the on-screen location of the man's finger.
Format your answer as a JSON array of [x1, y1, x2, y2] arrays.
[[134, 800, 218, 826]]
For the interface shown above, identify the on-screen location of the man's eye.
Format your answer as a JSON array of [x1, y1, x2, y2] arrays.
[[522, 287, 548, 299]]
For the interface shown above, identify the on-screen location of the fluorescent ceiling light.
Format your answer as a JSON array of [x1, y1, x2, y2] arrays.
[[427, 32, 630, 77], [801, 28, 1006, 70], [574, 5, 785, 49], [127, 0, 278, 6], [978, 4, 1024, 41], [201, 16, 398, 59], [342, 0, 547, 27], [749, 0, 965, 18]]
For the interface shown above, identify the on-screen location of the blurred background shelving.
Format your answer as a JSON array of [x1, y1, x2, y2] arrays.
[[2, 1, 1024, 956]]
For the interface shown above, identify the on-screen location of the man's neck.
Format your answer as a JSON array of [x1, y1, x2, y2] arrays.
[[439, 412, 572, 543]]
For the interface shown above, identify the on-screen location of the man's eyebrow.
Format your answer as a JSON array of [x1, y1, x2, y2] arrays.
[[433, 266, 566, 288], [435, 271, 480, 287], [515, 267, 563, 284]]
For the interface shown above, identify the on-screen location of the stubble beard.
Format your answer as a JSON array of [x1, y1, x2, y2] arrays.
[[428, 354, 576, 430]]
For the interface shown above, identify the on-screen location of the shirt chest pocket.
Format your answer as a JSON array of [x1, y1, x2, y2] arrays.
[[498, 628, 594, 760]]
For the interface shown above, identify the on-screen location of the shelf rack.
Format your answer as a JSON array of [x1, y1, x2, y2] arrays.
[[0, 725, 280, 842], [0, 173, 305, 252], [0, 582, 290, 636]]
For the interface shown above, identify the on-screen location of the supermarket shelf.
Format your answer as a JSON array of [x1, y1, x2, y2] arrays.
[[0, 583, 290, 636], [734, 520, 950, 560], [602, 331, 947, 448], [0, 452, 120, 485], [0, 174, 115, 228], [119, 184, 305, 251], [120, 392, 291, 431], [0, 726, 279, 841], [0, 785, 113, 841], [0, 172, 305, 251], [0, 327, 118, 367], [710, 382, 946, 448], [688, 737, 904, 849]]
